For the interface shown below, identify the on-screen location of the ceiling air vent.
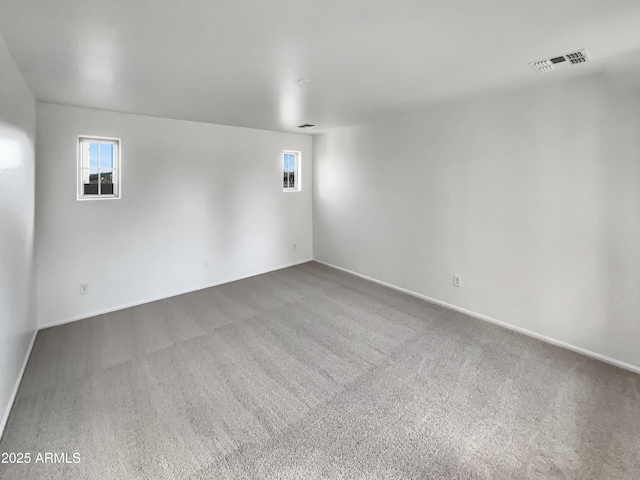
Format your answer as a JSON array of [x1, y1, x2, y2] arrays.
[[297, 124, 316, 129], [529, 49, 591, 73]]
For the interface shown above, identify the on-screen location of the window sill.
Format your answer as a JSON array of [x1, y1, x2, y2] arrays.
[[77, 195, 121, 201]]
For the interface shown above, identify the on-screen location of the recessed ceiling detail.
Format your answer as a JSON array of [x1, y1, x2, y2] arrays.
[[529, 49, 591, 73]]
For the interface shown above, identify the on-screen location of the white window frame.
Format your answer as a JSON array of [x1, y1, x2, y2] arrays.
[[283, 150, 301, 192], [77, 136, 121, 201]]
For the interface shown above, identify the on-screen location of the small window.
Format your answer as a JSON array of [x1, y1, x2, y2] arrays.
[[283, 150, 300, 191], [78, 136, 120, 200]]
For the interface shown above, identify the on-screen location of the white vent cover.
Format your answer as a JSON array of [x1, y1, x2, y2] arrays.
[[529, 49, 591, 73]]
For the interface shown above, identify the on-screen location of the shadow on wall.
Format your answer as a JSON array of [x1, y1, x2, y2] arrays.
[[208, 152, 244, 277], [596, 52, 640, 364], [205, 150, 288, 278], [571, 58, 640, 478]]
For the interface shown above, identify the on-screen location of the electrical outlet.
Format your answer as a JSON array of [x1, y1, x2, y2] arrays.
[[453, 275, 462, 288], [79, 283, 90, 295], [203, 260, 209, 269]]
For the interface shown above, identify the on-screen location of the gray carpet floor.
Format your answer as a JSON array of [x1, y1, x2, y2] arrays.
[[1, 261, 639, 479]]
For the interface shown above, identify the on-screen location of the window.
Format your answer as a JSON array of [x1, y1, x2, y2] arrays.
[[78, 136, 120, 200], [283, 150, 300, 191]]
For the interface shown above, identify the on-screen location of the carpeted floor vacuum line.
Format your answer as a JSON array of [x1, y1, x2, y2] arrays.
[[1, 261, 638, 479]]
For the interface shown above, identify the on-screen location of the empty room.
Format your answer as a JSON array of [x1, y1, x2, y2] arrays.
[[1, 0, 639, 478]]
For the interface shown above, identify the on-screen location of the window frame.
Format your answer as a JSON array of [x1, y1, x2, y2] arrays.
[[282, 150, 301, 192], [77, 135, 122, 201]]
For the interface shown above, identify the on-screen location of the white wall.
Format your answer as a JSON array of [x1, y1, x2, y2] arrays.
[[314, 71, 640, 370], [36, 104, 313, 328], [0, 32, 36, 436]]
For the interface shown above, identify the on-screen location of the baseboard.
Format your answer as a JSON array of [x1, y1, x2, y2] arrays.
[[313, 259, 640, 375], [0, 329, 37, 441], [40, 258, 314, 330]]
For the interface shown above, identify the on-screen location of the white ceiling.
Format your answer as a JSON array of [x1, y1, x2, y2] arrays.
[[1, 0, 640, 133]]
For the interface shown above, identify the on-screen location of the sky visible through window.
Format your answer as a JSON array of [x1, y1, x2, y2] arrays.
[[283, 153, 295, 173], [88, 143, 114, 171]]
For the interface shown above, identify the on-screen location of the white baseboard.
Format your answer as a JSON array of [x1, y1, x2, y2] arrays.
[[313, 259, 640, 375], [1, 329, 37, 441], [40, 258, 313, 330]]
